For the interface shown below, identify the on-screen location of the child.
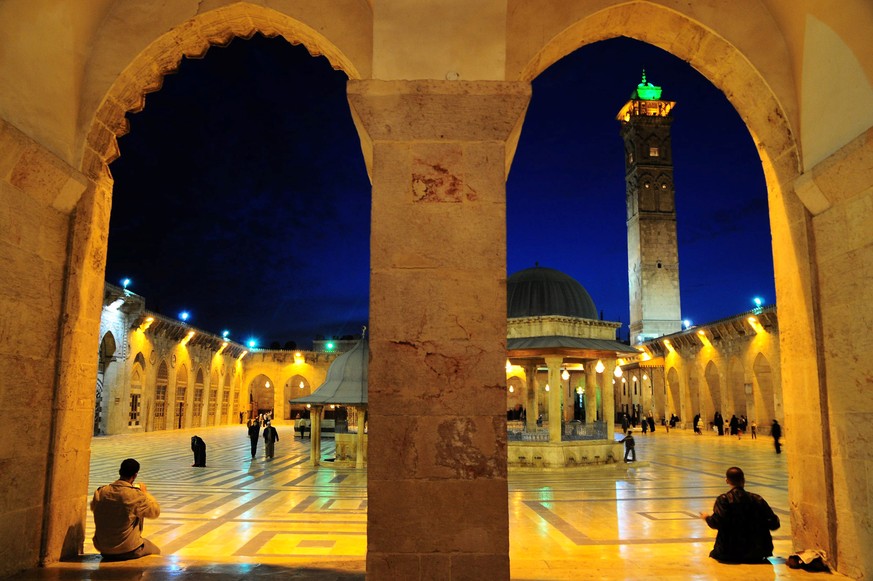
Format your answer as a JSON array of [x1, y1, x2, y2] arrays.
[[620, 429, 636, 462]]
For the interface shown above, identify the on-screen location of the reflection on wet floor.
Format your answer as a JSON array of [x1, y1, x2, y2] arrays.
[[12, 425, 846, 580]]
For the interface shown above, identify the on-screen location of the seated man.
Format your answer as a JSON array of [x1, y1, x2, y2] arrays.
[[701, 466, 780, 563], [91, 458, 161, 561]]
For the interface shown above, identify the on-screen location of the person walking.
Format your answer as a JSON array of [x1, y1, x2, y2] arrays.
[[90, 458, 161, 561], [700, 466, 781, 563], [248, 418, 261, 459], [641, 418, 648, 435], [750, 419, 758, 439], [263, 421, 279, 459], [621, 413, 630, 435], [620, 429, 636, 462], [771, 419, 782, 454]]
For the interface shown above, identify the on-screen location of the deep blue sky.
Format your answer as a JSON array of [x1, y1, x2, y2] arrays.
[[106, 35, 774, 348]]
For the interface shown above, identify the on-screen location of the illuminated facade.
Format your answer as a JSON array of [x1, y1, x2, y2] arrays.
[[618, 73, 682, 344], [96, 283, 338, 436], [619, 306, 782, 434]]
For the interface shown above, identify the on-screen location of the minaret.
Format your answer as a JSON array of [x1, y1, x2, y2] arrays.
[[617, 71, 681, 344]]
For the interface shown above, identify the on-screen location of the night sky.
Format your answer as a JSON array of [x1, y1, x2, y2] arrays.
[[106, 35, 774, 349]]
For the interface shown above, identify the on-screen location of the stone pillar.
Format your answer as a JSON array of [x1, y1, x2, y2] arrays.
[[585, 364, 597, 422], [348, 80, 530, 580], [524, 363, 538, 426], [544, 356, 563, 443], [309, 406, 322, 467], [356, 406, 365, 469], [603, 360, 617, 438]]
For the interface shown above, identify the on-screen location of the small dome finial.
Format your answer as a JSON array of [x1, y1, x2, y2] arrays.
[[641, 69, 647, 85]]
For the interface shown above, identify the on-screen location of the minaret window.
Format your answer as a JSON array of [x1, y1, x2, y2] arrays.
[[649, 146, 660, 157]]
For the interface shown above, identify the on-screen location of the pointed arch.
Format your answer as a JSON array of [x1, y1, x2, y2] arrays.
[[192, 367, 205, 428], [285, 374, 312, 420], [704, 360, 722, 419], [154, 360, 170, 431], [753, 352, 776, 427], [82, 2, 367, 183], [174, 364, 189, 430]]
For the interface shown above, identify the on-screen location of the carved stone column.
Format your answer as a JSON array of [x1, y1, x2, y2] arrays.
[[524, 363, 537, 427], [545, 356, 563, 442], [585, 363, 597, 422], [348, 80, 530, 580], [603, 360, 617, 438]]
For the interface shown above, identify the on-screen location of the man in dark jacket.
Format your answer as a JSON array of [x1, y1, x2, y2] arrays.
[[701, 466, 780, 563], [248, 419, 261, 459], [771, 419, 783, 453]]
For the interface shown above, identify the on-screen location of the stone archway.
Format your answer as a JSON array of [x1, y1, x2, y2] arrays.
[[94, 333, 117, 436], [248, 374, 275, 420], [753, 352, 776, 428], [34, 3, 372, 565], [285, 374, 312, 420]]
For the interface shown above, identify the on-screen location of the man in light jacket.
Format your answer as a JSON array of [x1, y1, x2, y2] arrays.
[[91, 458, 161, 560]]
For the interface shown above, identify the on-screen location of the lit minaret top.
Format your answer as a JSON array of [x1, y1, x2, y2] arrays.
[[616, 70, 675, 122]]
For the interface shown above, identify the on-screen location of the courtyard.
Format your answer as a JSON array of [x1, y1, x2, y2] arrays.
[[12, 425, 842, 580]]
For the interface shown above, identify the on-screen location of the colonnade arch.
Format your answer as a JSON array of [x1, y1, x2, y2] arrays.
[[94, 332, 117, 436], [753, 352, 776, 427], [727, 357, 746, 418]]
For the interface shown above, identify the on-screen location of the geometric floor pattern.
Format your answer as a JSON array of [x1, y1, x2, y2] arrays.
[[13, 425, 847, 580]]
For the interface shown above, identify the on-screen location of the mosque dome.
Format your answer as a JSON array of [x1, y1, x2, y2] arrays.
[[507, 266, 598, 320]]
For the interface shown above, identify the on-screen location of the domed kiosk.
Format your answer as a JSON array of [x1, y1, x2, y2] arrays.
[[505, 266, 638, 468]]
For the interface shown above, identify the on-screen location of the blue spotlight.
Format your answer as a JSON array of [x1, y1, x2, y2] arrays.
[[222, 330, 230, 339], [121, 277, 131, 289], [247, 338, 258, 349], [179, 311, 190, 322]]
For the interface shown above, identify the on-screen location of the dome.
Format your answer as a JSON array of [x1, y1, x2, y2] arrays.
[[507, 267, 598, 319]]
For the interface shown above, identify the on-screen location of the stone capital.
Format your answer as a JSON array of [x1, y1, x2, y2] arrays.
[[347, 80, 530, 178]]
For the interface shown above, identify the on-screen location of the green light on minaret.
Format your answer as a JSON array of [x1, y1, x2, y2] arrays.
[[632, 69, 662, 100]]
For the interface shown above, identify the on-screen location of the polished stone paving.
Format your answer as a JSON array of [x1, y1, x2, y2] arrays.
[[13, 425, 845, 580]]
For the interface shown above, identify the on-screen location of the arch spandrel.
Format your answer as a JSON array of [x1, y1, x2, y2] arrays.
[[81, 1, 372, 177]]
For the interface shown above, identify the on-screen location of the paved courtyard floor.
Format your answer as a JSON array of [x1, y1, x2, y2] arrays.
[[13, 424, 844, 580]]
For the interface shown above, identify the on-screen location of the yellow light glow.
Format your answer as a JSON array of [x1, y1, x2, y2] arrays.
[[306, 404, 311, 409], [180, 330, 195, 347], [508, 385, 514, 393], [237, 350, 248, 361], [299, 381, 305, 389], [217, 341, 228, 355], [294, 352, 305, 365], [614, 366, 623, 378], [561, 369, 570, 381], [663, 339, 675, 354], [265, 381, 271, 388], [138, 316, 155, 333], [747, 317, 765, 334], [545, 384, 550, 392], [595, 360, 605, 374], [643, 373, 649, 381]]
